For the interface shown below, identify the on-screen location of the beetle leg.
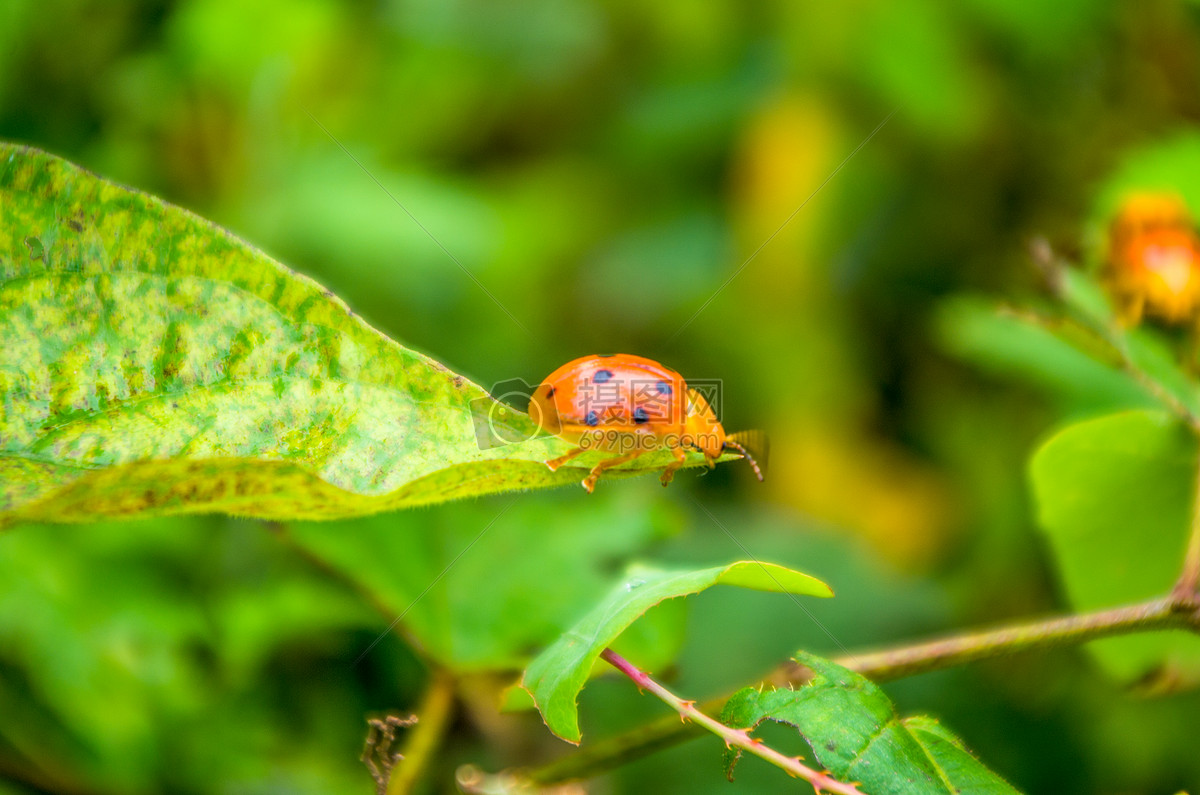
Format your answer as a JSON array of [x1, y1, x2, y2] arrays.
[[582, 450, 650, 493], [545, 447, 586, 472], [660, 445, 687, 487]]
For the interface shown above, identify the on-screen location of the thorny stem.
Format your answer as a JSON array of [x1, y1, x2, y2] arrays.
[[598, 648, 863, 795], [531, 593, 1200, 786], [385, 669, 456, 795]]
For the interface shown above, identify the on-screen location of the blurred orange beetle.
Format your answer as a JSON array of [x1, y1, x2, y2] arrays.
[[1106, 192, 1200, 325], [527, 354, 764, 493]]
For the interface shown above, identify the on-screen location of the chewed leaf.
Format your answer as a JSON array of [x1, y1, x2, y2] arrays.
[[0, 144, 727, 526], [720, 652, 1022, 794], [521, 561, 832, 743]]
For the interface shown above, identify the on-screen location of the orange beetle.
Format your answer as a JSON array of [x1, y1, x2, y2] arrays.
[[1106, 192, 1200, 325], [527, 354, 764, 492]]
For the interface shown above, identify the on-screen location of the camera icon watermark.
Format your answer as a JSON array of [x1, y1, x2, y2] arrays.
[[469, 377, 558, 450]]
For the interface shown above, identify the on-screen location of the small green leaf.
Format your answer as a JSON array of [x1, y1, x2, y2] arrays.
[[936, 296, 1151, 413], [521, 561, 832, 743], [0, 143, 726, 526], [1030, 410, 1200, 679], [938, 288, 1200, 417], [721, 652, 1021, 794], [1058, 267, 1115, 328]]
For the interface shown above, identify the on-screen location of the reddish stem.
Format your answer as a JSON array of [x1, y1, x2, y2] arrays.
[[599, 648, 862, 795]]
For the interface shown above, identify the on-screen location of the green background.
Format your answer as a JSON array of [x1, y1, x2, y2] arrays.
[[4, 1, 1200, 792]]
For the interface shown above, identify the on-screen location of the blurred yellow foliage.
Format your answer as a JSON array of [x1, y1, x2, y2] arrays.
[[770, 422, 958, 570], [730, 95, 956, 569]]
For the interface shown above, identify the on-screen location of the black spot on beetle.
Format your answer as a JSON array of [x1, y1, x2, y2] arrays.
[[593, 369, 613, 383], [545, 386, 556, 398], [656, 380, 672, 395], [585, 410, 600, 426], [633, 407, 649, 424]]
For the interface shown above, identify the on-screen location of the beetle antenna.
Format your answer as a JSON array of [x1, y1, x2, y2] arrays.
[[722, 438, 764, 482]]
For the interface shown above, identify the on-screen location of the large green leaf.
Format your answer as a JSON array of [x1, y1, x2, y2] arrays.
[[1029, 409, 1200, 679], [521, 560, 832, 743], [0, 143, 723, 526], [720, 651, 1021, 794]]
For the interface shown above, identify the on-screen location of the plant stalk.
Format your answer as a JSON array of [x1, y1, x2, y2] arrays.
[[825, 595, 1195, 682]]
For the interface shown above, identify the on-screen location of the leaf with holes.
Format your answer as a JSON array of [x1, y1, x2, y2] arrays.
[[720, 651, 1021, 794], [0, 143, 730, 526], [521, 560, 832, 743]]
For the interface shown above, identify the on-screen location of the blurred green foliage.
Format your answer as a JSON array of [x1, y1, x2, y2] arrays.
[[5, 0, 1200, 793]]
